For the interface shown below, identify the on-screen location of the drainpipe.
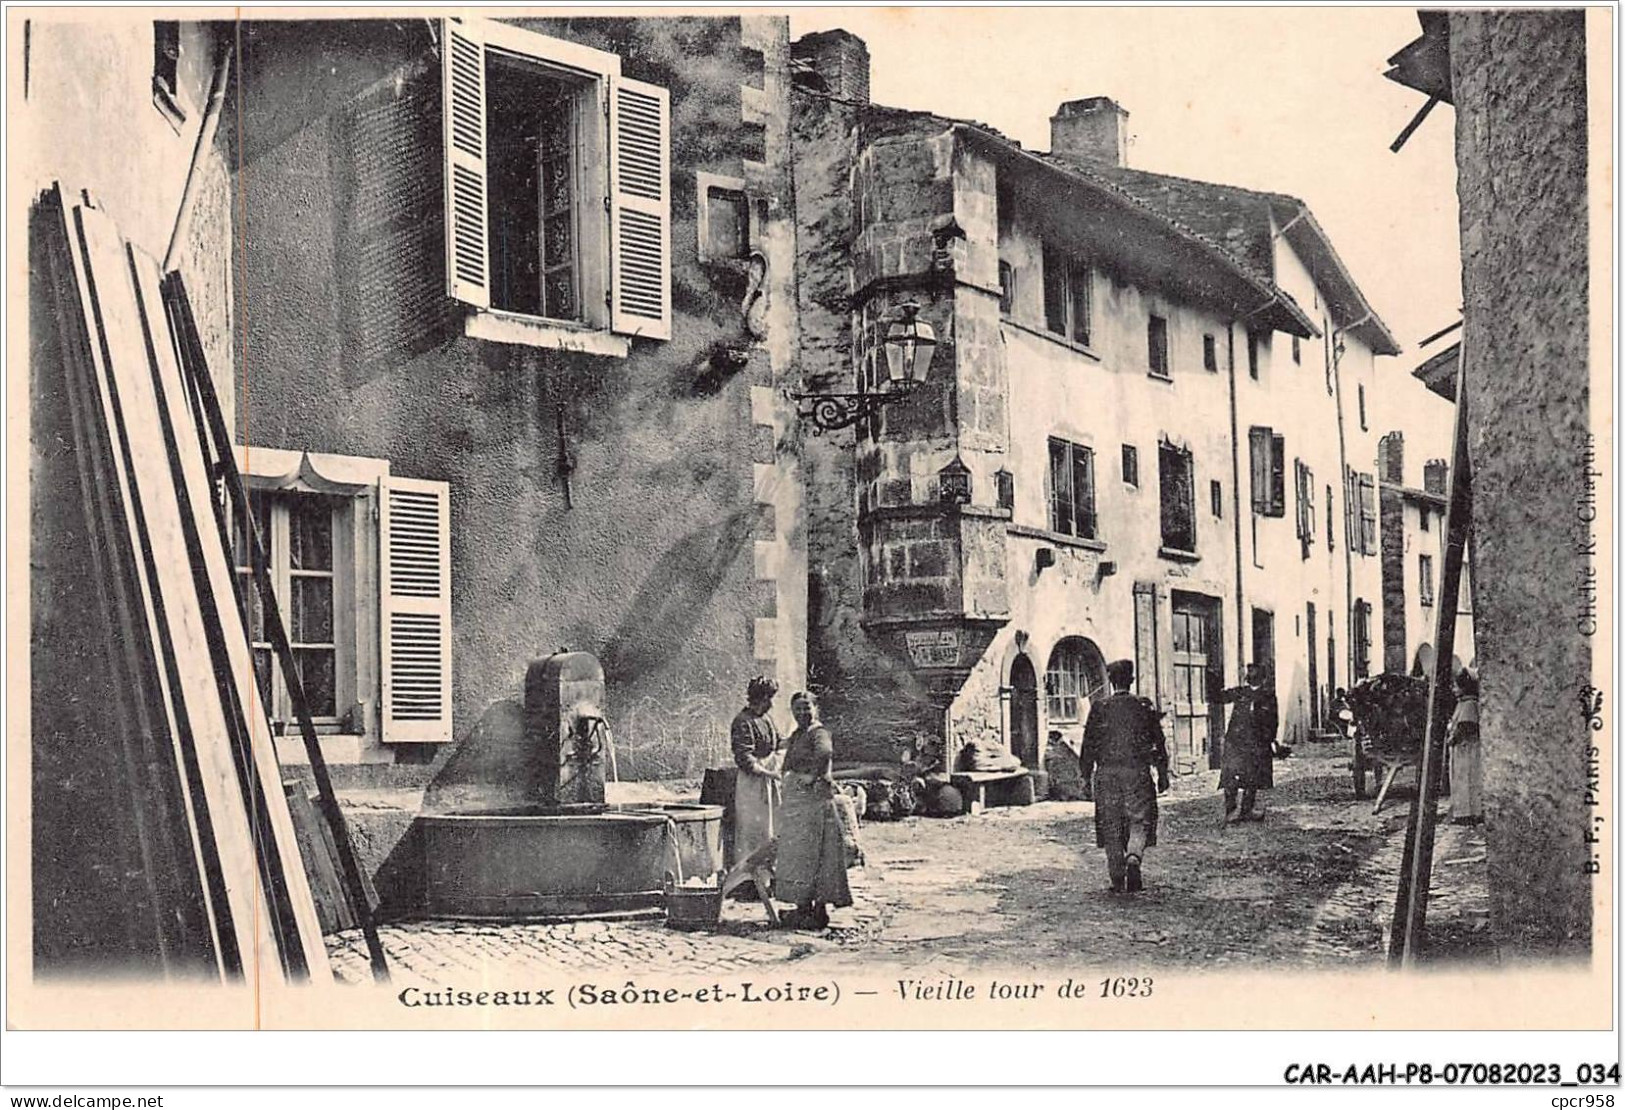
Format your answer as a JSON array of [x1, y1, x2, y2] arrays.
[[1226, 322, 1246, 675], [1330, 315, 1355, 681]]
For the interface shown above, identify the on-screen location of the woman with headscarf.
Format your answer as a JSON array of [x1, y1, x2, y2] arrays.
[[776, 692, 853, 929], [729, 675, 783, 870], [1447, 671, 1483, 825]]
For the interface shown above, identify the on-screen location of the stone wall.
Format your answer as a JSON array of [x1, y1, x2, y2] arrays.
[[1450, 9, 1592, 958]]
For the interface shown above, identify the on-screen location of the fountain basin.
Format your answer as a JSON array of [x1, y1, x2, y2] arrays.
[[420, 802, 724, 920]]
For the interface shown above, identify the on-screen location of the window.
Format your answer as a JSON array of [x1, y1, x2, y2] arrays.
[[1294, 460, 1316, 554], [1247, 330, 1260, 380], [697, 172, 752, 262], [1325, 483, 1335, 551], [994, 468, 1015, 511], [442, 17, 671, 346], [998, 259, 1015, 316], [232, 493, 340, 721], [1047, 438, 1097, 539], [1291, 334, 1301, 364], [1159, 441, 1196, 553], [152, 21, 184, 124], [1045, 637, 1108, 724], [1148, 314, 1170, 378], [1248, 426, 1286, 517], [1121, 444, 1139, 488], [1420, 505, 1431, 532], [1358, 472, 1377, 555], [1419, 554, 1436, 607], [1358, 383, 1368, 431], [1353, 599, 1372, 680], [1210, 479, 1224, 518], [232, 449, 454, 749], [1203, 333, 1218, 373], [1041, 245, 1092, 346]]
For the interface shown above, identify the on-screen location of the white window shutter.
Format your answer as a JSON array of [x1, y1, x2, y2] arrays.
[[380, 476, 453, 742], [609, 75, 671, 340], [441, 17, 491, 308]]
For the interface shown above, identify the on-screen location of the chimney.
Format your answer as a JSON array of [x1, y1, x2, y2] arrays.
[[1050, 97, 1129, 168], [1423, 459, 1449, 496], [1378, 432, 1405, 485], [791, 29, 870, 104]]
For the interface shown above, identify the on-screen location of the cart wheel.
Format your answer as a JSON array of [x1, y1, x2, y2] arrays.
[[1352, 744, 1370, 799]]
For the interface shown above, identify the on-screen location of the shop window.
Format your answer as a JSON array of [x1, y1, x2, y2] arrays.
[[1045, 637, 1109, 724]]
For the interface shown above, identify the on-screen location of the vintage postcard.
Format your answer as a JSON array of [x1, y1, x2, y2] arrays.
[[5, 1, 1616, 1071]]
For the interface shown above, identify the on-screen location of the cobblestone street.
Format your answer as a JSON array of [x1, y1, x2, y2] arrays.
[[327, 745, 1492, 985]]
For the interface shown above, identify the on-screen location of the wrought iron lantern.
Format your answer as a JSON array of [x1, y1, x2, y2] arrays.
[[795, 302, 936, 433]]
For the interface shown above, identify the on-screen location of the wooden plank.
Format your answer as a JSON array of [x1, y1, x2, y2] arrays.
[[43, 188, 211, 973], [61, 195, 265, 980], [283, 783, 350, 934], [125, 240, 331, 981], [164, 271, 388, 982]]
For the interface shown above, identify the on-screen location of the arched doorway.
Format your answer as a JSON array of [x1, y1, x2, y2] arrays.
[[1008, 655, 1039, 767]]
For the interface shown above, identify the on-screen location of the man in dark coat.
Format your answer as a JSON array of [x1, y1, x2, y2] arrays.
[[1214, 664, 1279, 824], [1079, 659, 1171, 894]]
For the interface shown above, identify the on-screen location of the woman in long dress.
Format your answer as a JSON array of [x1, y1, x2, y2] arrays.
[[776, 692, 852, 929], [729, 676, 783, 869], [1447, 671, 1483, 825]]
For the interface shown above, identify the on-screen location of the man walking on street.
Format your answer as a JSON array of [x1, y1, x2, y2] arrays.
[[1079, 660, 1171, 894], [1214, 664, 1279, 824]]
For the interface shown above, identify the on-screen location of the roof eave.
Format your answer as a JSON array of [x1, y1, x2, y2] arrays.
[[956, 126, 1319, 339], [1271, 201, 1402, 356]]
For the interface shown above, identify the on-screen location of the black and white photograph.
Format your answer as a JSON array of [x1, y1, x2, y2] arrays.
[[5, 2, 1614, 1068]]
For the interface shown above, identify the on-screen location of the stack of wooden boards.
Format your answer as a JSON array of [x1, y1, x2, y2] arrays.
[[38, 184, 386, 985]]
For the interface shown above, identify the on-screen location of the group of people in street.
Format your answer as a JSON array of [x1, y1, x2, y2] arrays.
[[726, 677, 852, 930], [721, 656, 1483, 916]]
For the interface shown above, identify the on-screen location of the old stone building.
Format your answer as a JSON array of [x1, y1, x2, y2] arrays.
[[26, 14, 809, 785], [1378, 346, 1477, 680], [792, 31, 1400, 780]]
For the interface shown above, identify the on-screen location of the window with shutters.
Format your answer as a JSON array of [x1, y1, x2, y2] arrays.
[[1353, 599, 1372, 680], [1325, 482, 1335, 551], [1249, 427, 1286, 517], [1358, 472, 1378, 554], [1159, 441, 1197, 554], [232, 447, 454, 753], [1294, 460, 1315, 554], [1047, 438, 1098, 540], [442, 17, 671, 352]]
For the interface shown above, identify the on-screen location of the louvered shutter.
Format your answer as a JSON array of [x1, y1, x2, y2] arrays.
[[441, 17, 491, 308], [609, 75, 671, 340], [1269, 434, 1286, 516], [1359, 473, 1377, 554], [380, 476, 453, 742], [1249, 428, 1270, 514]]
